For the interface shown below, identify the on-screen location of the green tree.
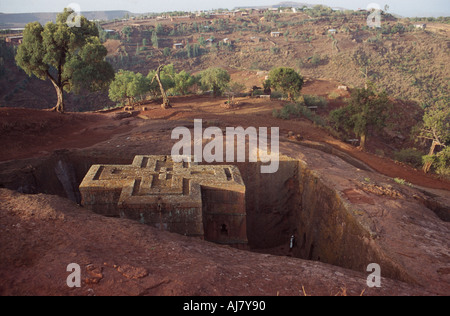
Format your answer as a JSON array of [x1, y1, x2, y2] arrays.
[[352, 48, 371, 89], [149, 65, 172, 109], [199, 67, 230, 97], [163, 47, 171, 57], [151, 31, 159, 48], [173, 70, 196, 95], [225, 81, 245, 105], [155, 23, 164, 36], [263, 78, 271, 94], [311, 54, 322, 67], [198, 36, 206, 47], [15, 8, 114, 113], [122, 26, 133, 42], [147, 64, 175, 96], [108, 70, 149, 106], [329, 85, 392, 150], [268, 67, 304, 101], [192, 44, 201, 57], [186, 42, 192, 58], [417, 101, 450, 173]]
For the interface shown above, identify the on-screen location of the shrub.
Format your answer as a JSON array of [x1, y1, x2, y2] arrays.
[[270, 91, 283, 100], [163, 47, 171, 57], [394, 148, 424, 168], [252, 89, 264, 97], [311, 54, 322, 66], [199, 67, 231, 97], [328, 91, 341, 100], [272, 109, 281, 119], [394, 178, 413, 187], [268, 67, 304, 101], [270, 47, 280, 55], [435, 147, 450, 179], [273, 103, 298, 120], [272, 103, 326, 126], [424, 147, 450, 179], [304, 95, 328, 108]]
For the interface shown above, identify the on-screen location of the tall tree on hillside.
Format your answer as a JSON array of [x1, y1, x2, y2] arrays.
[[109, 70, 149, 106], [15, 8, 114, 113], [225, 82, 245, 106], [417, 101, 450, 173], [352, 48, 371, 90], [173, 70, 196, 95], [147, 64, 175, 97], [148, 65, 173, 109], [199, 67, 230, 97], [151, 31, 159, 48], [329, 85, 392, 150], [268, 67, 304, 101]]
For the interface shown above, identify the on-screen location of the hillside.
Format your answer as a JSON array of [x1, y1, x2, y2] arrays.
[[0, 103, 449, 296], [100, 10, 448, 107], [0, 11, 131, 28], [0, 7, 449, 297], [1, 8, 449, 111]]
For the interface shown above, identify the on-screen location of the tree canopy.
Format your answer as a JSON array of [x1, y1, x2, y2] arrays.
[[329, 85, 392, 150], [224, 82, 245, 105], [268, 67, 304, 101], [15, 8, 114, 113], [173, 70, 197, 96], [109, 70, 149, 105], [419, 102, 450, 150], [199, 67, 230, 97], [417, 100, 450, 173], [147, 64, 176, 96]]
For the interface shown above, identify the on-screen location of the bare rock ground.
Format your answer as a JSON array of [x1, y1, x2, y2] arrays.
[[0, 106, 449, 296], [0, 189, 434, 296]]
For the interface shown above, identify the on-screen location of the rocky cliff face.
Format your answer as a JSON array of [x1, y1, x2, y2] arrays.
[[279, 142, 450, 295], [0, 189, 434, 296], [0, 135, 448, 296]]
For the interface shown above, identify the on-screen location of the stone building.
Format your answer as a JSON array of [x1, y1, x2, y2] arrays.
[[79, 155, 248, 249]]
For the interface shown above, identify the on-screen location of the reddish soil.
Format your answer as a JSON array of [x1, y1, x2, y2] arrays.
[[0, 108, 134, 162], [0, 189, 434, 296], [0, 78, 448, 297], [1, 89, 449, 191]]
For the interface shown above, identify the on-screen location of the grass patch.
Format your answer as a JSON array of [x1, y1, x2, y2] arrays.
[[394, 178, 413, 187], [303, 94, 328, 108], [394, 148, 424, 168], [273, 102, 326, 126]]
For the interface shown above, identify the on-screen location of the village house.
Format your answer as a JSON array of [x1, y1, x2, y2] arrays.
[[271, 32, 281, 38], [5, 36, 23, 45], [173, 43, 184, 49], [414, 24, 427, 30]]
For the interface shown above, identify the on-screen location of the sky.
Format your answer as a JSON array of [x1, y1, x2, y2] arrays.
[[0, 0, 449, 17]]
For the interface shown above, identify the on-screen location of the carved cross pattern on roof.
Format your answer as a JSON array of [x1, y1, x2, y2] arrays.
[[80, 155, 245, 206]]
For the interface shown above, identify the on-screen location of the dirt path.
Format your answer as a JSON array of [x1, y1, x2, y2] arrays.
[[138, 96, 450, 191], [0, 108, 135, 162], [1, 93, 449, 191]]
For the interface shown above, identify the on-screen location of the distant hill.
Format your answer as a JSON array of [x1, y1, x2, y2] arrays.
[[235, 2, 318, 10], [0, 11, 131, 28], [275, 2, 316, 8]]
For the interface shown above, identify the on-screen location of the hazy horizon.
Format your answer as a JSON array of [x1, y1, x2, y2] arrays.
[[0, 0, 449, 17]]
